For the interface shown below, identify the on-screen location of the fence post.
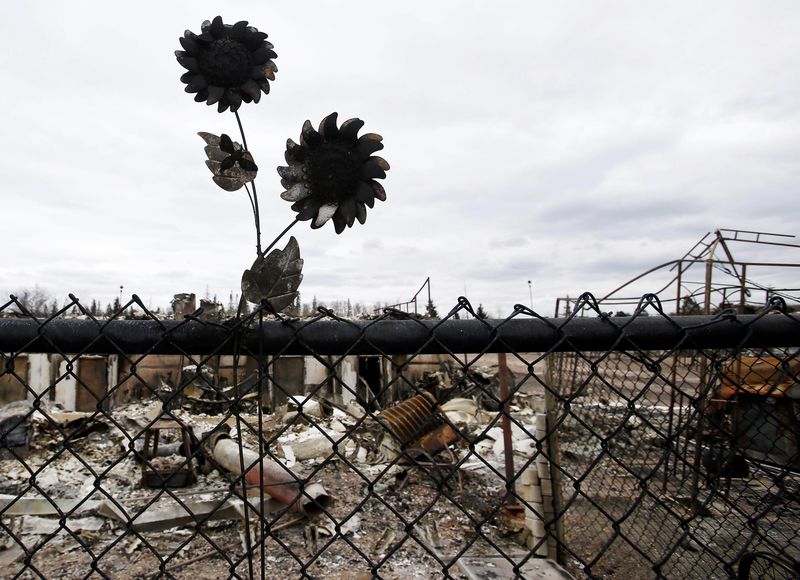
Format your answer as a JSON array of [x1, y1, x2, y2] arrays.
[[545, 354, 566, 565]]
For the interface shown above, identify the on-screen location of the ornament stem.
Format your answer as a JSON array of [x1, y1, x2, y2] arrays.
[[234, 110, 262, 255], [261, 218, 300, 257]]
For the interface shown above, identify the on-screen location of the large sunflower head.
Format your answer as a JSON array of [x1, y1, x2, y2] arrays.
[[176, 16, 277, 113], [278, 113, 389, 234]]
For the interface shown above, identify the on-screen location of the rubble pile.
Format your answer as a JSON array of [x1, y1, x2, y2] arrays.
[[407, 360, 515, 412], [0, 374, 561, 578]]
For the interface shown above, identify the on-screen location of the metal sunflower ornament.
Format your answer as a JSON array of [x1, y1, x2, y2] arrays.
[[176, 16, 277, 113], [278, 113, 389, 234], [176, 18, 388, 314]]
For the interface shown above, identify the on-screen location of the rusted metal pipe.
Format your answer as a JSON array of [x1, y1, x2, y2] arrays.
[[211, 436, 331, 515], [375, 391, 438, 444], [415, 424, 459, 456]]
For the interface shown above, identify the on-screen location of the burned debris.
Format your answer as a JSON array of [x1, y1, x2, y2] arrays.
[[0, 349, 564, 577], [0, 401, 33, 458]]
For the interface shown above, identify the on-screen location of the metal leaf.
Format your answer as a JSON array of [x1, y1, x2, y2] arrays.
[[241, 236, 303, 312], [198, 132, 257, 191]]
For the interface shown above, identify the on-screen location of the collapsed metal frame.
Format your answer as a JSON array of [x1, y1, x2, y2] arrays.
[[1, 293, 800, 578], [556, 228, 800, 317]]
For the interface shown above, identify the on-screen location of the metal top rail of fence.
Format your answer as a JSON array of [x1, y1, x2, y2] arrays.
[[1, 293, 799, 579]]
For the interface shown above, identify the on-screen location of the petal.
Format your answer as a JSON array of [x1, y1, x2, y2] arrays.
[[226, 89, 242, 111], [277, 165, 305, 180], [355, 202, 367, 224], [244, 30, 269, 51], [205, 145, 227, 162], [312, 203, 338, 228], [260, 80, 271, 95], [206, 86, 224, 105], [239, 153, 258, 172], [332, 212, 347, 234], [339, 118, 364, 142], [371, 180, 387, 202], [198, 132, 221, 147], [179, 36, 202, 55], [191, 74, 208, 90], [281, 182, 311, 202], [355, 181, 375, 208], [210, 16, 225, 38], [201, 20, 212, 33], [194, 90, 208, 102], [300, 120, 321, 147], [340, 198, 357, 227], [213, 175, 245, 191], [220, 155, 236, 171], [231, 20, 248, 40], [176, 53, 198, 72], [318, 112, 339, 140], [241, 79, 261, 101], [180, 71, 194, 84], [360, 157, 389, 180], [250, 46, 278, 64], [357, 133, 383, 146], [292, 198, 320, 221], [373, 156, 390, 170], [356, 137, 383, 159], [284, 139, 306, 164], [250, 65, 266, 81], [185, 74, 208, 93]]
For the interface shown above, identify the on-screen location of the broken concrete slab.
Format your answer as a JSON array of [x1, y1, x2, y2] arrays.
[[456, 555, 574, 579], [0, 494, 99, 517], [95, 497, 281, 533]]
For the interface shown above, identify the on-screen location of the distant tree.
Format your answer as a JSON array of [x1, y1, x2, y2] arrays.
[[347, 298, 353, 318], [475, 304, 489, 319], [49, 299, 59, 317], [285, 293, 302, 317], [680, 296, 702, 315], [13, 286, 52, 316], [613, 311, 630, 317], [90, 299, 98, 316], [425, 299, 439, 319], [294, 293, 303, 317], [312, 296, 318, 313]]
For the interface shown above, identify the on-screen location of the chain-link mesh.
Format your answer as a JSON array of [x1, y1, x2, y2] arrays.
[[0, 292, 798, 578]]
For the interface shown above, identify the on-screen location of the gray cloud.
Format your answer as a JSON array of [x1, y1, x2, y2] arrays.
[[2, 1, 799, 317]]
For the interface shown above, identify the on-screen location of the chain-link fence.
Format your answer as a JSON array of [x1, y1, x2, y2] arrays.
[[1, 293, 799, 579]]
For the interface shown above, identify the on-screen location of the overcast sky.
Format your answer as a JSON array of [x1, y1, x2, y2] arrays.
[[2, 2, 799, 317]]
